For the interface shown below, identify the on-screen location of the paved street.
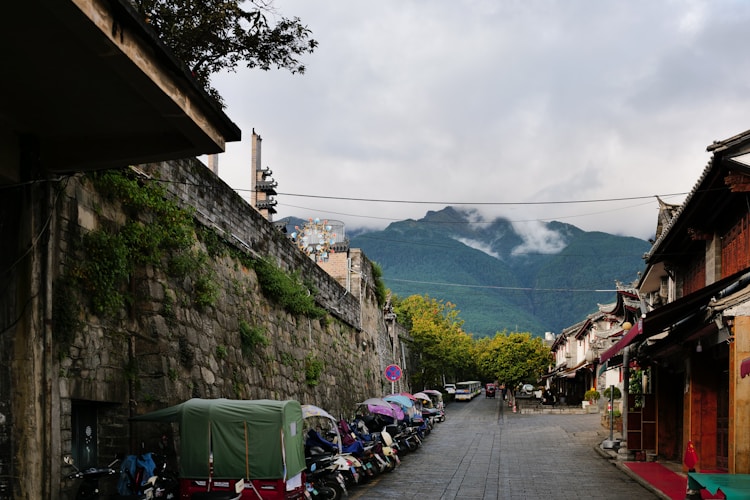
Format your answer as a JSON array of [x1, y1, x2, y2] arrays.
[[350, 395, 657, 499]]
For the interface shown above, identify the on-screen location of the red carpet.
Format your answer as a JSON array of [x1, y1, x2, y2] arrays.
[[624, 462, 725, 499]]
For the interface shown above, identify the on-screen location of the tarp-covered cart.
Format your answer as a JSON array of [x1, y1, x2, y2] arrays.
[[132, 398, 307, 500]]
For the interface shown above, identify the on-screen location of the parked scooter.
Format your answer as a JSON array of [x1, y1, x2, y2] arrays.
[[305, 459, 347, 500], [64, 455, 120, 500], [305, 428, 361, 489], [117, 452, 178, 499], [65, 453, 179, 500], [421, 390, 446, 422]]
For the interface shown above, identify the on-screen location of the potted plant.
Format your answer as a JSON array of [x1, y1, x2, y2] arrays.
[[584, 389, 600, 413], [603, 386, 622, 401]]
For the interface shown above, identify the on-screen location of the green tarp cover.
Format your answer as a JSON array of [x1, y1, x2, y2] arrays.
[[132, 399, 305, 480]]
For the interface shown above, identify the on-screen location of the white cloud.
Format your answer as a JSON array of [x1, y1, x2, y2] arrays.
[[208, 0, 750, 241], [454, 237, 501, 259], [510, 221, 567, 256]]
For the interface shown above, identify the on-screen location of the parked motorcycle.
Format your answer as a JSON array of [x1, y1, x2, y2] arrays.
[[305, 458, 347, 500], [421, 390, 446, 422], [64, 455, 119, 500], [123, 452, 179, 499], [305, 428, 361, 488]]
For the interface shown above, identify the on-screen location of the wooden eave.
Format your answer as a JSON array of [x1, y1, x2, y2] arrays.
[[573, 318, 593, 340], [646, 137, 750, 266], [0, 0, 241, 184]]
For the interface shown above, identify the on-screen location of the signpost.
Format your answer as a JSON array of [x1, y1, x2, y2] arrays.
[[385, 364, 402, 393]]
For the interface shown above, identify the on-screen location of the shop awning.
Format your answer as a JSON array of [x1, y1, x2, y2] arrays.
[[542, 365, 566, 379], [599, 319, 643, 364], [557, 360, 588, 379]]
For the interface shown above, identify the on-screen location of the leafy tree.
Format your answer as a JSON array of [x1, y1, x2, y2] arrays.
[[393, 295, 477, 388], [476, 331, 552, 390], [131, 0, 318, 104]]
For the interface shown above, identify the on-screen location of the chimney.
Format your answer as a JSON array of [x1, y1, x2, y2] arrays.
[[250, 129, 261, 208], [207, 154, 219, 174]]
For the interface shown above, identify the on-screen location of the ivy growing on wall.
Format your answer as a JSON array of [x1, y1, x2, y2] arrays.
[[239, 319, 269, 355], [51, 277, 82, 348], [63, 168, 219, 317], [370, 261, 388, 307], [76, 229, 130, 315], [304, 353, 324, 386], [252, 258, 326, 319]]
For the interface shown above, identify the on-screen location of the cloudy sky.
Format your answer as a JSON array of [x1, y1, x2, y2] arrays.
[[206, 0, 750, 241]]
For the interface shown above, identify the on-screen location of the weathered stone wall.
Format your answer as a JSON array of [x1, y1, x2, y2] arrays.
[[7, 158, 409, 498]]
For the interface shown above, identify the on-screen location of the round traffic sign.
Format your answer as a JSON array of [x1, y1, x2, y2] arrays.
[[384, 364, 402, 381]]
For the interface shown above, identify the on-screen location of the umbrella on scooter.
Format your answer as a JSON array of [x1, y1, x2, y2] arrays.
[[420, 389, 446, 415], [413, 393, 435, 412], [385, 395, 419, 421], [358, 398, 398, 419], [301, 404, 342, 453], [412, 392, 431, 403], [386, 394, 414, 408], [368, 403, 404, 421], [387, 403, 405, 421], [399, 392, 419, 401]]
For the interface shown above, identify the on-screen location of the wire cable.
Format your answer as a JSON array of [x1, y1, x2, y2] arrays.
[[384, 277, 619, 293]]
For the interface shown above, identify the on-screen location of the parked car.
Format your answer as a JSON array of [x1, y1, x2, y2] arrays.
[[485, 384, 496, 398], [444, 384, 456, 394]]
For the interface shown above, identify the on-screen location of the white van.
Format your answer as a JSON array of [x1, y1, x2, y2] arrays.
[[444, 384, 456, 394]]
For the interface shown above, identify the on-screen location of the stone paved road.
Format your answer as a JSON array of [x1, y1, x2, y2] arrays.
[[349, 395, 657, 499]]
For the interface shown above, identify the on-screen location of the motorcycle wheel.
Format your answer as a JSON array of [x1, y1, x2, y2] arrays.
[[314, 485, 337, 500], [322, 480, 348, 500]]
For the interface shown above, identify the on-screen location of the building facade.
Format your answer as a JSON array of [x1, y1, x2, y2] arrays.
[[603, 129, 750, 472]]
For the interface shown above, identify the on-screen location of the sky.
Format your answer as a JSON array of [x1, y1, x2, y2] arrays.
[[205, 0, 750, 242]]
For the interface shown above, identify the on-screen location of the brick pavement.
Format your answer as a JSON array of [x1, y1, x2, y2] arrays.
[[349, 396, 658, 499]]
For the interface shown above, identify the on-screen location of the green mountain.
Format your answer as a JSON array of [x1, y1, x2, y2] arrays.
[[348, 207, 650, 337]]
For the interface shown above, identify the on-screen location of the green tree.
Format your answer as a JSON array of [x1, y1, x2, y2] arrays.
[[393, 295, 477, 388], [131, 0, 318, 104], [476, 331, 551, 390]]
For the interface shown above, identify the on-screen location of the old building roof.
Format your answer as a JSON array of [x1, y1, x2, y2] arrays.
[[1, 0, 240, 182]]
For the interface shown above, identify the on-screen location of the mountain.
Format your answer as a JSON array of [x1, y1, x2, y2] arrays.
[[346, 207, 650, 337]]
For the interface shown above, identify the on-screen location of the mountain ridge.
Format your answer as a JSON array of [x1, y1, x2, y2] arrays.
[[283, 207, 650, 337]]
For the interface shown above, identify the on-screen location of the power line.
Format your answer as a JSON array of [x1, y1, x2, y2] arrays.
[[278, 198, 659, 225], [270, 191, 689, 206], [384, 277, 618, 293]]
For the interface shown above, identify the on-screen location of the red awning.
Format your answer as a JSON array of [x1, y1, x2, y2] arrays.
[[742, 358, 750, 378], [599, 319, 643, 364]]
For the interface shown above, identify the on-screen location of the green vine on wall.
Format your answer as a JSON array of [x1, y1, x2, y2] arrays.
[[61, 168, 219, 318], [75, 229, 130, 315], [253, 258, 326, 319], [52, 277, 82, 348], [305, 353, 324, 386], [370, 261, 388, 307], [239, 320, 269, 355]]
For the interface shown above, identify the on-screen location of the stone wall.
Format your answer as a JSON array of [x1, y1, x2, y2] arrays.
[[1, 158, 409, 499]]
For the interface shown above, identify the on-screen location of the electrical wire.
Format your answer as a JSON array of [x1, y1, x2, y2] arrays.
[[384, 277, 618, 293], [277, 198, 659, 225], [245, 189, 691, 206]]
